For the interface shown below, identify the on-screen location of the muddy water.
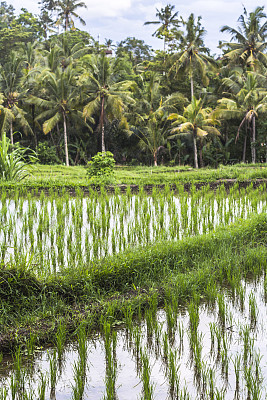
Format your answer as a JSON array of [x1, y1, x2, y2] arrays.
[[0, 275, 266, 399]]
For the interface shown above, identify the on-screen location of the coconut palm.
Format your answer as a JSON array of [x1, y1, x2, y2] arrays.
[[135, 100, 174, 166], [0, 51, 32, 144], [221, 6, 267, 71], [39, 10, 56, 39], [135, 73, 185, 166], [29, 66, 91, 166], [57, 35, 88, 69], [169, 96, 220, 168], [215, 71, 267, 163], [82, 52, 135, 152], [56, 0, 87, 32], [144, 4, 180, 52], [22, 42, 44, 148], [170, 14, 217, 100]]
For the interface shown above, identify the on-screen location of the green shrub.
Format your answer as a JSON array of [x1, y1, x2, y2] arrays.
[[86, 151, 115, 185], [37, 142, 60, 165]]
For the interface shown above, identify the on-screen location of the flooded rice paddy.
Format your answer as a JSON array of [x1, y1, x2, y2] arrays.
[[0, 184, 266, 399], [0, 184, 266, 276], [0, 275, 267, 399]]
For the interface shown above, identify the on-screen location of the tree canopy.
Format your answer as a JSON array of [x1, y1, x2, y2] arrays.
[[0, 2, 266, 166]]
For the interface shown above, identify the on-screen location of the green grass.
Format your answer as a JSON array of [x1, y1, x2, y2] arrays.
[[0, 212, 266, 353], [0, 163, 266, 189]]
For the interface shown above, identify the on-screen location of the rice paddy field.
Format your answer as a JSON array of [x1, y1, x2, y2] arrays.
[[0, 172, 267, 399]]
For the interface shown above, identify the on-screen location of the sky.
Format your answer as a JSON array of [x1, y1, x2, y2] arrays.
[[10, 0, 264, 55]]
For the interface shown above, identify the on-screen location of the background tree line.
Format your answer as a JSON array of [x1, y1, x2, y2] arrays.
[[0, 1, 267, 167]]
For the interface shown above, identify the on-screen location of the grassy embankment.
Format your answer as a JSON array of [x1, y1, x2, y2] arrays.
[[0, 163, 266, 189], [0, 212, 266, 353]]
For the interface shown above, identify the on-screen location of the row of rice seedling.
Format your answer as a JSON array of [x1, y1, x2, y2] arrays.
[[0, 183, 266, 278], [1, 248, 266, 399]]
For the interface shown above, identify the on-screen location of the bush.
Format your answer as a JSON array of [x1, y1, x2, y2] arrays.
[[87, 151, 115, 185], [37, 142, 60, 165]]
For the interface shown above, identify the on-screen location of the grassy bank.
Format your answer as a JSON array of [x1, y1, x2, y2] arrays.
[[0, 163, 266, 189], [0, 213, 266, 353]]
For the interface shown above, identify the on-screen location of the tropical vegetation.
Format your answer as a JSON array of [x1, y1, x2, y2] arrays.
[[0, 2, 266, 169]]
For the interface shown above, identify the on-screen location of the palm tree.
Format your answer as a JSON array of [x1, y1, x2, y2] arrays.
[[169, 96, 220, 168], [39, 10, 56, 39], [22, 42, 43, 148], [57, 35, 88, 69], [82, 52, 135, 152], [216, 71, 267, 163], [0, 51, 32, 144], [144, 4, 180, 52], [221, 6, 267, 71], [0, 94, 14, 137], [135, 73, 185, 166], [170, 14, 217, 100], [56, 0, 87, 32], [29, 66, 91, 166]]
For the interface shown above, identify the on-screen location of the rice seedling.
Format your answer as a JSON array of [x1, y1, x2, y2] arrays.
[[177, 321, 184, 353], [249, 292, 258, 327], [162, 331, 169, 363], [132, 325, 142, 365], [102, 320, 118, 400], [176, 386, 190, 400], [48, 349, 57, 397], [124, 307, 134, 337], [140, 348, 155, 400], [204, 279, 218, 306], [205, 367, 217, 399], [217, 293, 227, 328], [10, 375, 17, 400], [244, 362, 263, 400], [188, 301, 199, 334], [12, 346, 26, 395], [236, 283, 245, 311], [232, 353, 242, 393], [25, 332, 36, 357], [72, 360, 87, 400], [240, 324, 253, 365], [165, 301, 177, 339], [170, 349, 180, 397], [37, 372, 47, 400], [0, 388, 8, 400], [55, 320, 67, 360]]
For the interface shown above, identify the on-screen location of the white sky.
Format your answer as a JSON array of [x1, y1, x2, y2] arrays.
[[10, 0, 265, 55]]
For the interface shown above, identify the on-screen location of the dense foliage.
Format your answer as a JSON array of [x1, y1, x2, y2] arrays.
[[87, 151, 115, 184], [0, 2, 267, 168]]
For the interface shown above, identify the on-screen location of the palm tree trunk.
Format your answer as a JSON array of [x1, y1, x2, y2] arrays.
[[65, 13, 68, 31], [153, 150, 158, 166], [100, 96, 105, 152], [190, 76, 194, 101], [193, 133, 198, 169], [32, 105, 38, 149], [242, 123, 248, 163], [62, 112, 69, 166], [251, 114, 256, 163], [199, 139, 204, 168], [242, 134, 247, 163], [10, 119, 13, 145]]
